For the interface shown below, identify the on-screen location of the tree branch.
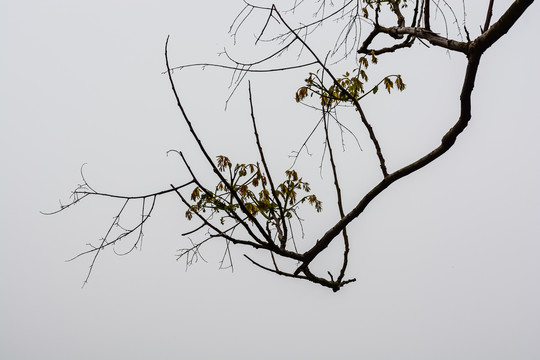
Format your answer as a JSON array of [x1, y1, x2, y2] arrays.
[[301, 45, 485, 270], [272, 5, 389, 177], [474, 0, 534, 53]]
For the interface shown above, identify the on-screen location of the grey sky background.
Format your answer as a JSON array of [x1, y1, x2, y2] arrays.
[[1, 1, 539, 359]]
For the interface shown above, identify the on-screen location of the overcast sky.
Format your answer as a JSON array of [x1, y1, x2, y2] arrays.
[[1, 1, 539, 359]]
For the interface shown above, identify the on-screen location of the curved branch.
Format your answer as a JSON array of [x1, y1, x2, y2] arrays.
[[301, 45, 485, 269]]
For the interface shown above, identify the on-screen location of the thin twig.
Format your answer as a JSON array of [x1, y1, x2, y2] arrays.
[[247, 81, 288, 247], [322, 106, 350, 284]]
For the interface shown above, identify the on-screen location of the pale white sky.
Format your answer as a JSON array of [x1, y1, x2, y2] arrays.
[[1, 1, 539, 359]]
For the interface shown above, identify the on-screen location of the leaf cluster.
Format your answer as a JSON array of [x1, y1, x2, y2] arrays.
[[295, 53, 405, 107], [186, 155, 322, 226]]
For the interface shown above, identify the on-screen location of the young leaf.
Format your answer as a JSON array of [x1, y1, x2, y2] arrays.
[[370, 51, 378, 64], [359, 56, 368, 69], [395, 75, 406, 91], [217, 155, 231, 171], [191, 187, 201, 201], [384, 77, 393, 93], [296, 86, 308, 102], [362, 7, 369, 18], [360, 69, 368, 82]]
